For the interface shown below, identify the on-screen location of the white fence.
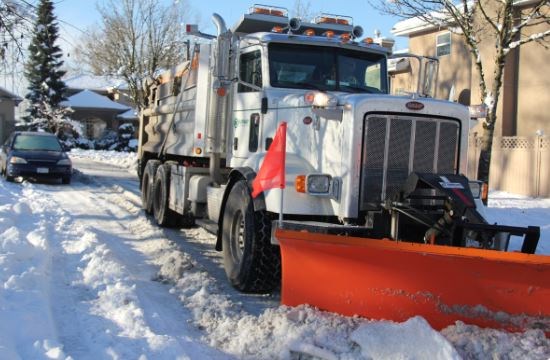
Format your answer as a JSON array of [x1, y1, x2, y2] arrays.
[[467, 135, 550, 197]]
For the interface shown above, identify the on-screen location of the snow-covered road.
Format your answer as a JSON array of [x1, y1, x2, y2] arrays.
[[0, 151, 548, 359]]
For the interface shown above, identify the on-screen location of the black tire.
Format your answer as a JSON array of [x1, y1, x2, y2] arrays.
[[141, 160, 161, 214], [222, 180, 281, 293], [62, 176, 71, 184], [152, 162, 181, 227]]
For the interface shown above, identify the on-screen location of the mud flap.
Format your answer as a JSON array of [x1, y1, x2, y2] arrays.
[[275, 222, 550, 335]]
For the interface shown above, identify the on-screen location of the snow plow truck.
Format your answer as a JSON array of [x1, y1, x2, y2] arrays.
[[138, 5, 549, 334]]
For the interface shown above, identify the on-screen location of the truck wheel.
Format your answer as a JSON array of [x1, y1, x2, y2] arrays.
[[152, 162, 180, 227], [141, 160, 161, 214], [222, 180, 281, 293]]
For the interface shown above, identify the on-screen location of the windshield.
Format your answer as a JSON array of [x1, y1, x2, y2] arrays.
[[268, 43, 388, 93], [13, 134, 62, 151]]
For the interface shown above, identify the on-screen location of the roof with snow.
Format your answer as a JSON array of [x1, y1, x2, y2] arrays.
[[392, 0, 539, 37], [392, 14, 453, 37], [0, 86, 23, 104], [117, 108, 139, 121], [64, 74, 128, 92], [61, 90, 130, 111]]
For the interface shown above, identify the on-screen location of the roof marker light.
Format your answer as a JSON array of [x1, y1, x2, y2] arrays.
[[340, 33, 351, 42], [323, 30, 335, 38], [303, 28, 315, 36], [363, 37, 374, 44], [272, 25, 284, 33]]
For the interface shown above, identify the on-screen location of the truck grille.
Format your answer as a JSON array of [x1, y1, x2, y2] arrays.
[[360, 114, 459, 210]]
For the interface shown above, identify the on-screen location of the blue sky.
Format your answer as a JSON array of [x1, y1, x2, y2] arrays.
[[54, 0, 408, 58]]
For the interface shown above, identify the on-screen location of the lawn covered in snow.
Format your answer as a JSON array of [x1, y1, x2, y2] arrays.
[[0, 150, 548, 359]]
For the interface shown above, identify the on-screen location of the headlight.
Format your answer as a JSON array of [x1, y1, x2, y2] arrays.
[[304, 91, 337, 108], [57, 159, 71, 165], [9, 156, 27, 164], [307, 174, 331, 194]]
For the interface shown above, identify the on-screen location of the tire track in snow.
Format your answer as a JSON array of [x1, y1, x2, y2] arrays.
[[30, 178, 231, 359]]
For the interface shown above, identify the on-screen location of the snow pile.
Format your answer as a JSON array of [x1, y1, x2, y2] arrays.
[[351, 316, 460, 359], [0, 182, 68, 359], [70, 148, 138, 171]]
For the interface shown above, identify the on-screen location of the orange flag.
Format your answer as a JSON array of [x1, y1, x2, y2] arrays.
[[252, 122, 287, 198]]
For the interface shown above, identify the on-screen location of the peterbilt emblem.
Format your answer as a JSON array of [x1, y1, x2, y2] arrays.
[[406, 101, 424, 110]]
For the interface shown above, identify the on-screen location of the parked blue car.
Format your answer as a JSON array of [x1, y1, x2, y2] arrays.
[[0, 131, 72, 184]]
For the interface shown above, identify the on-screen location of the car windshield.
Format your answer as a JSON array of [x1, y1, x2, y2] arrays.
[[268, 43, 388, 93], [13, 134, 62, 151]]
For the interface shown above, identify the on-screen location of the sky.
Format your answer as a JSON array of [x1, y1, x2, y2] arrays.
[[4, 0, 408, 98], [53, 0, 408, 61]]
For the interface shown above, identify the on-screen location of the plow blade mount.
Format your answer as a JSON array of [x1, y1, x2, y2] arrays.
[[275, 223, 550, 335]]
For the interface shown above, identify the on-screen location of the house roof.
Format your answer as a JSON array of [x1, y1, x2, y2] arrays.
[[391, 0, 540, 37], [0, 86, 23, 105], [61, 90, 130, 111], [392, 13, 453, 37], [64, 74, 128, 92], [117, 108, 139, 121]]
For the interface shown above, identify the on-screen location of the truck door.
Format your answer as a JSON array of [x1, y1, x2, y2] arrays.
[[232, 47, 263, 159]]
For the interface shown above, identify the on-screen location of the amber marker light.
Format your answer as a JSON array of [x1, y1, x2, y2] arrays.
[[195, 147, 202, 155], [340, 33, 351, 42], [363, 37, 374, 44], [272, 26, 283, 33], [323, 30, 335, 38], [304, 29, 315, 36], [304, 92, 316, 104], [295, 175, 306, 193]]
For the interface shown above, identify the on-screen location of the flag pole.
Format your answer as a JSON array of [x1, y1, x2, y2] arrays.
[[279, 122, 287, 229]]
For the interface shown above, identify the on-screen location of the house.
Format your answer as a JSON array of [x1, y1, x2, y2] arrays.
[[391, 1, 550, 137], [0, 87, 23, 143], [61, 90, 132, 139], [63, 74, 138, 139]]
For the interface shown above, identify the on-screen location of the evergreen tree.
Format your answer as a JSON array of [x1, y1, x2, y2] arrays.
[[24, 0, 68, 133]]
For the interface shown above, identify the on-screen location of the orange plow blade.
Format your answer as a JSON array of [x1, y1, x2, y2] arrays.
[[276, 227, 550, 335]]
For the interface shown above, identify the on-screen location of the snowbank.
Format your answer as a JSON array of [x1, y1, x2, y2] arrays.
[[69, 149, 138, 171]]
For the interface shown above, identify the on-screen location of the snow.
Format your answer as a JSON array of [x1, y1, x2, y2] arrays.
[[0, 151, 548, 359], [117, 108, 139, 120], [60, 90, 130, 111], [64, 74, 128, 92]]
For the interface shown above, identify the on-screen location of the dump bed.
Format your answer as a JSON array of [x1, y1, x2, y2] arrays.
[[139, 43, 213, 159]]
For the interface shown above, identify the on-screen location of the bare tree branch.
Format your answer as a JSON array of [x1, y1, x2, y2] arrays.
[[74, 0, 190, 109]]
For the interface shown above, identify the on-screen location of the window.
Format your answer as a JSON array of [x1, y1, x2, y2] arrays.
[[436, 32, 451, 57], [13, 134, 62, 151], [268, 43, 388, 94], [238, 50, 262, 92]]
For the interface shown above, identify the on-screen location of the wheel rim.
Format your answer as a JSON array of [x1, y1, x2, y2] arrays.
[[230, 210, 245, 264]]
